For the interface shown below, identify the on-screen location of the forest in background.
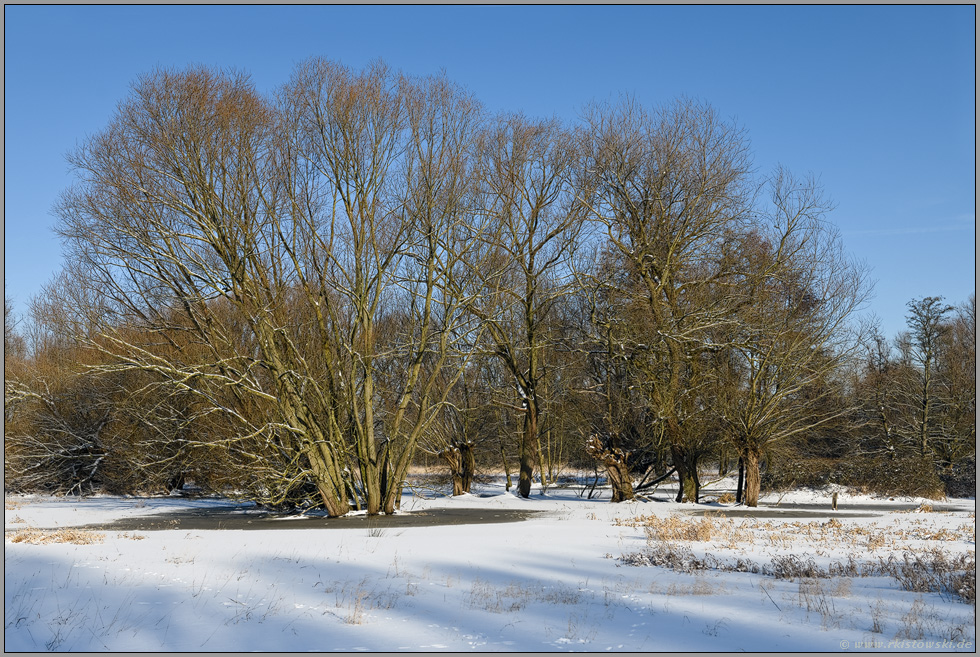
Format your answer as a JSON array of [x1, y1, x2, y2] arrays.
[[4, 61, 975, 514]]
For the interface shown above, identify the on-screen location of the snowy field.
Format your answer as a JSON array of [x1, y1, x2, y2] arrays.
[[4, 478, 975, 652]]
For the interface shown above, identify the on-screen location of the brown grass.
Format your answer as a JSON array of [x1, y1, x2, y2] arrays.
[[645, 516, 716, 542], [617, 513, 754, 548], [6, 528, 105, 545], [619, 510, 975, 605]]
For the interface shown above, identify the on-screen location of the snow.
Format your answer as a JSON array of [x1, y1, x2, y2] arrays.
[[4, 478, 976, 652]]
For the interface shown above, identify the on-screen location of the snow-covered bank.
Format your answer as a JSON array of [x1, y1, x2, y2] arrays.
[[5, 481, 975, 652]]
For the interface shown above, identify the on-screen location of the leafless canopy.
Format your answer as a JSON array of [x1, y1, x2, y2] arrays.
[[55, 62, 485, 515], [18, 63, 931, 509]]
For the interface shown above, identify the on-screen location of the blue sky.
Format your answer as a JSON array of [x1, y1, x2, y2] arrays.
[[4, 5, 975, 338]]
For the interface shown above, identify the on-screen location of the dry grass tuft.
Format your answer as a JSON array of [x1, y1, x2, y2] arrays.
[[646, 516, 716, 542], [623, 514, 756, 549], [7, 528, 105, 545], [769, 554, 828, 579], [621, 541, 721, 572], [467, 579, 581, 613], [797, 578, 845, 629], [883, 549, 976, 604], [896, 598, 930, 640], [865, 531, 887, 550], [614, 514, 717, 541], [623, 537, 976, 605], [869, 599, 887, 633]]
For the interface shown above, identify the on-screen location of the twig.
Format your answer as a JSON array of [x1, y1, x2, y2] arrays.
[[762, 584, 781, 612]]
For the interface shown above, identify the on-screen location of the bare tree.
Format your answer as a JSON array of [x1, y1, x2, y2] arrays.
[[53, 62, 481, 515], [847, 294, 974, 496], [855, 321, 905, 457], [580, 97, 754, 502], [937, 294, 976, 465], [4, 290, 27, 427], [464, 114, 586, 498], [415, 363, 483, 496], [4, 272, 111, 494], [903, 296, 955, 459], [716, 169, 871, 506], [5, 273, 200, 495], [4, 291, 25, 363], [26, 62, 912, 510], [571, 247, 677, 502]]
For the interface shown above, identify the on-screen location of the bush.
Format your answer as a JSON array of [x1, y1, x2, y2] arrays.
[[938, 456, 976, 499], [763, 454, 947, 498]]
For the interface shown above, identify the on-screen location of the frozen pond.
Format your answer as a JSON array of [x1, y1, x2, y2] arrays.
[[76, 505, 544, 531]]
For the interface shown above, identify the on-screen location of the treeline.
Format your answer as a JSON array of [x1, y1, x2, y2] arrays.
[[3, 61, 975, 513]]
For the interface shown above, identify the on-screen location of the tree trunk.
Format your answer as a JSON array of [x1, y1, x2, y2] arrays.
[[743, 448, 761, 507], [304, 435, 350, 518], [585, 435, 634, 502], [440, 441, 475, 497], [382, 484, 401, 515], [678, 468, 700, 504], [451, 471, 465, 496], [736, 456, 745, 504], [919, 396, 930, 458], [535, 434, 549, 493], [362, 465, 381, 515], [499, 443, 512, 492], [518, 403, 537, 498], [318, 484, 351, 518], [603, 456, 634, 502], [460, 441, 475, 493], [518, 439, 533, 498], [440, 446, 466, 496], [381, 439, 403, 514], [671, 443, 700, 503]]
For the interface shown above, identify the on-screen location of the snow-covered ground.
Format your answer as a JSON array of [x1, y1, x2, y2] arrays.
[[4, 478, 975, 652]]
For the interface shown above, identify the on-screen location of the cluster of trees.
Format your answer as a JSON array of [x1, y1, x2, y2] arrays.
[[850, 296, 976, 496], [4, 61, 974, 514]]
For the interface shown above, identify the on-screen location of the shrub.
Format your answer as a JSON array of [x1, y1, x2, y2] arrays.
[[938, 456, 976, 499], [763, 455, 947, 498]]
